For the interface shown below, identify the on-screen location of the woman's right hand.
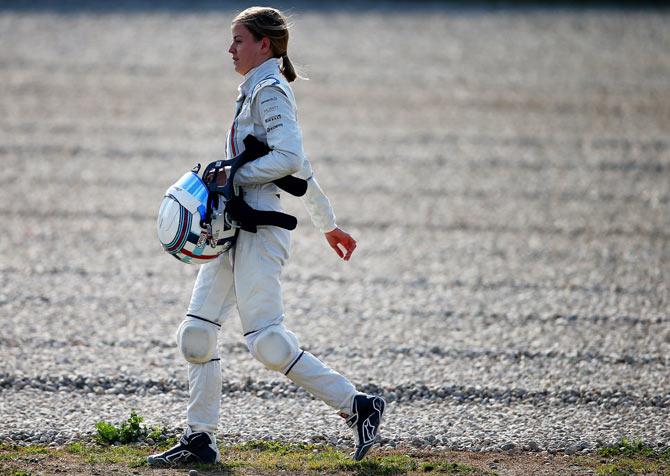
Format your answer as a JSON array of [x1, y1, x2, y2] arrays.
[[325, 228, 357, 261]]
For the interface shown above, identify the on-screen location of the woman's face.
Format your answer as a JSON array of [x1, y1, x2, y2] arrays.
[[228, 23, 270, 76]]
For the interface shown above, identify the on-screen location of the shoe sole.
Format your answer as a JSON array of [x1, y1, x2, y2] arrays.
[[352, 434, 381, 461], [147, 452, 220, 467], [147, 456, 174, 467]]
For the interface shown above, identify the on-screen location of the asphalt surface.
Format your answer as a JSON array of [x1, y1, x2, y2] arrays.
[[0, 5, 668, 454]]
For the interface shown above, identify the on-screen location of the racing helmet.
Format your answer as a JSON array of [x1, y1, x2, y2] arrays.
[[157, 167, 235, 264]]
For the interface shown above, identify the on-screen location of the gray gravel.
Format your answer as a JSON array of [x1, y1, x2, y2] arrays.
[[0, 5, 669, 454]]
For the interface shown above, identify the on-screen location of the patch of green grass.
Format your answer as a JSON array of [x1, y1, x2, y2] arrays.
[[80, 444, 148, 467], [0, 444, 50, 462], [598, 438, 656, 458], [15, 446, 48, 455], [236, 439, 319, 454], [419, 460, 479, 473], [595, 459, 659, 475], [1, 443, 150, 469], [0, 444, 52, 470], [64, 442, 87, 454], [218, 441, 483, 475], [0, 440, 486, 475], [356, 454, 417, 475], [588, 438, 670, 476], [594, 458, 664, 476]]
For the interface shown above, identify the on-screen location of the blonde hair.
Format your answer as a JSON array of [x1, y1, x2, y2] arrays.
[[233, 6, 298, 82]]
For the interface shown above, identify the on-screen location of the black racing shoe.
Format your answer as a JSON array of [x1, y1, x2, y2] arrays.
[[147, 429, 220, 466], [345, 394, 386, 461]]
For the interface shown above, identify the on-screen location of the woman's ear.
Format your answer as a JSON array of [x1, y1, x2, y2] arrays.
[[260, 37, 271, 54]]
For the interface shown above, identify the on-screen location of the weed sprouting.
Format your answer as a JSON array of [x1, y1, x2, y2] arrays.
[[94, 410, 164, 445], [94, 420, 120, 445], [117, 411, 147, 443]]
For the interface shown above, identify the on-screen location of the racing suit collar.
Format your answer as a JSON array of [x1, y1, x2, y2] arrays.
[[239, 57, 281, 97]]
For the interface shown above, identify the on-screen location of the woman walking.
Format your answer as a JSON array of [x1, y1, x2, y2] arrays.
[[149, 6, 385, 466]]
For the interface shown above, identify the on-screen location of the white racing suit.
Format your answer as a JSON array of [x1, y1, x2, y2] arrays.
[[182, 58, 358, 433]]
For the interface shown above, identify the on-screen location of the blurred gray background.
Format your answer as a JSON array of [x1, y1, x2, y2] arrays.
[[0, 2, 668, 453]]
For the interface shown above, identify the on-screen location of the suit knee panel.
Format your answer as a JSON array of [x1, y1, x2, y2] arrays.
[[177, 317, 219, 364], [248, 325, 300, 373]]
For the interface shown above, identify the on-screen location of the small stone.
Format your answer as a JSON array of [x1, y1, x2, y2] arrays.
[[189, 470, 199, 476]]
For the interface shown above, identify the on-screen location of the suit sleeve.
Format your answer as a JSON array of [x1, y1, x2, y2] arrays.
[[234, 86, 303, 185], [295, 160, 337, 234]]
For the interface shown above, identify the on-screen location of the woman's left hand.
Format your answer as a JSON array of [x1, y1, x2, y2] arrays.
[[325, 228, 357, 261]]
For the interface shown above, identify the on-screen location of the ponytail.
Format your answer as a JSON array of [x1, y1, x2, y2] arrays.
[[281, 54, 297, 83]]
